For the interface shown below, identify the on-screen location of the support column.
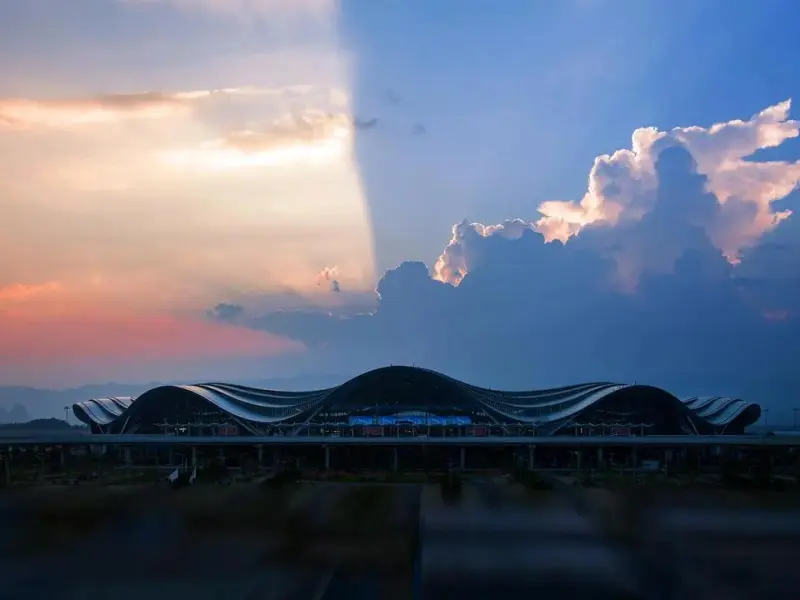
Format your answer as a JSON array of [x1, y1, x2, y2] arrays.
[[576, 450, 582, 471], [528, 445, 536, 470], [460, 447, 466, 470], [631, 447, 638, 468], [324, 446, 330, 471], [59, 447, 66, 469], [123, 447, 132, 466], [168, 447, 174, 466], [2, 454, 10, 486], [596, 448, 604, 468], [392, 447, 399, 472], [274, 447, 281, 469], [257, 445, 264, 467], [191, 446, 198, 467]]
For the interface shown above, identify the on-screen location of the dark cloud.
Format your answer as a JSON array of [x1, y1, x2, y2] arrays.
[[353, 117, 379, 131], [206, 303, 244, 322], [382, 89, 402, 105], [200, 98, 800, 417], [316, 266, 343, 293], [213, 142, 800, 413]]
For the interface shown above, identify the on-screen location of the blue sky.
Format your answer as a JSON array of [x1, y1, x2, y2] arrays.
[[1, 0, 800, 423], [342, 0, 800, 270]]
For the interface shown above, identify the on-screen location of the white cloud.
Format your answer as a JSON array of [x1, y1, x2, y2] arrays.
[[534, 100, 800, 262], [0, 87, 276, 129], [160, 108, 353, 171], [431, 101, 800, 287], [433, 220, 534, 285], [0, 93, 188, 129]]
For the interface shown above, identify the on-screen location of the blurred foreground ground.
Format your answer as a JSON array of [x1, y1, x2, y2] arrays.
[[2, 474, 800, 599]]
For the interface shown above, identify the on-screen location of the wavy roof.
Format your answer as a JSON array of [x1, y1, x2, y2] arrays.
[[680, 396, 762, 427], [72, 366, 761, 435]]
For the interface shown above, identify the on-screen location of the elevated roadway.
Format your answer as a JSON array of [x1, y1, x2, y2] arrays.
[[1, 432, 799, 448]]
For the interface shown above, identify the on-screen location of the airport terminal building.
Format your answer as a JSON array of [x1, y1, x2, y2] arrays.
[[72, 366, 760, 438]]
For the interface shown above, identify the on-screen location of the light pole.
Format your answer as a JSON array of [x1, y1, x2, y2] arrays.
[[63, 406, 69, 424], [763, 408, 770, 429]]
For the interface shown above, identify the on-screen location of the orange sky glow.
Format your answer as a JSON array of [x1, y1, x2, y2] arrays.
[[0, 1, 374, 386]]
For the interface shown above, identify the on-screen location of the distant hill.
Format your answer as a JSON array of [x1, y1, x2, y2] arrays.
[[0, 374, 349, 420], [0, 384, 152, 422], [0, 403, 30, 424], [0, 417, 85, 431]]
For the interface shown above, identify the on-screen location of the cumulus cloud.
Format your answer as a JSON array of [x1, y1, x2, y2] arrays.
[[213, 101, 800, 405], [433, 141, 793, 292], [535, 100, 800, 264], [433, 219, 535, 285]]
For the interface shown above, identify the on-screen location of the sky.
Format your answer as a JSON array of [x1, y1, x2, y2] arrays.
[[1, 0, 800, 417]]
